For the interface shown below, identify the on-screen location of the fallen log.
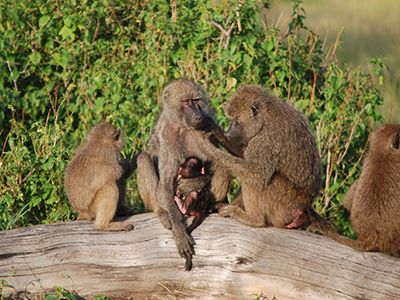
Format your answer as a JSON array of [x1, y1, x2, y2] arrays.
[[0, 213, 399, 300]]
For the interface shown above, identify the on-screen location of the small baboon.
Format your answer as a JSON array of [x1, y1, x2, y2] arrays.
[[65, 122, 137, 231], [342, 124, 400, 256], [198, 85, 337, 235], [174, 157, 211, 235], [137, 78, 231, 270]]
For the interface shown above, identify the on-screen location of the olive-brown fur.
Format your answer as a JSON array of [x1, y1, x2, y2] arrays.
[[136, 78, 231, 270], [343, 124, 400, 256], [198, 85, 336, 234], [65, 123, 135, 231]]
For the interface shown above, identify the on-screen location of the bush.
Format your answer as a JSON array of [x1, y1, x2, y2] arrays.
[[0, 0, 383, 234]]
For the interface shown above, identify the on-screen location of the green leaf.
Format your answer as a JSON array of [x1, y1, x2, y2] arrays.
[[4, 30, 15, 39], [39, 15, 50, 28], [30, 52, 42, 64], [330, 75, 342, 91]]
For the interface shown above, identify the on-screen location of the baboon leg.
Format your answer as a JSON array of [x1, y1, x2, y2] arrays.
[[92, 182, 134, 231], [76, 211, 94, 221], [137, 151, 172, 229], [186, 210, 205, 235]]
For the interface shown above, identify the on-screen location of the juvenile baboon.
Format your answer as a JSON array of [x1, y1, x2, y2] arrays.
[[137, 78, 231, 270], [174, 157, 211, 235], [342, 124, 400, 256], [65, 122, 136, 231], [197, 85, 337, 235]]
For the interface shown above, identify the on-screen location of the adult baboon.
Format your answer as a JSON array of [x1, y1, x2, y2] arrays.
[[197, 85, 336, 234], [137, 78, 231, 270], [174, 157, 211, 235], [65, 123, 136, 231], [343, 124, 400, 256]]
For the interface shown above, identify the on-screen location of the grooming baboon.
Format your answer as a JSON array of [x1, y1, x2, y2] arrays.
[[137, 78, 231, 270], [342, 124, 400, 256], [174, 157, 211, 235], [65, 122, 136, 231], [198, 85, 337, 235]]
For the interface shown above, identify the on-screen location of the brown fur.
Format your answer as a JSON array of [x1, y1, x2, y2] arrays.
[[136, 78, 231, 270], [198, 85, 337, 236], [342, 124, 400, 256], [65, 123, 136, 231], [175, 157, 211, 235]]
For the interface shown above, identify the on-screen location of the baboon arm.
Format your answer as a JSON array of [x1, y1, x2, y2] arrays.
[[199, 134, 273, 185], [211, 126, 245, 157], [157, 149, 193, 259], [344, 179, 359, 211], [209, 164, 231, 202]]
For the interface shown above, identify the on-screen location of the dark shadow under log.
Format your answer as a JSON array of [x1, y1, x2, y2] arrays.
[[1, 213, 400, 299]]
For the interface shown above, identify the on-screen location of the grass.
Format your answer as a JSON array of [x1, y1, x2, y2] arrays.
[[271, 0, 400, 122]]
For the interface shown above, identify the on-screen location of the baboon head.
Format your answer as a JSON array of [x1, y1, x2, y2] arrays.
[[87, 122, 124, 151], [179, 157, 205, 179], [224, 85, 266, 146], [161, 78, 216, 130], [370, 124, 400, 155]]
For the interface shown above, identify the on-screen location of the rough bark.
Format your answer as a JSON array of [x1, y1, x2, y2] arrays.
[[0, 213, 399, 300]]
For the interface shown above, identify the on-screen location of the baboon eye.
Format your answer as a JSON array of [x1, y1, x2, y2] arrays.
[[192, 99, 200, 104], [392, 133, 400, 149], [251, 102, 260, 116]]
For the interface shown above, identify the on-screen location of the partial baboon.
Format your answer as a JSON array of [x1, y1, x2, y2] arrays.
[[65, 123, 136, 231], [174, 157, 211, 235], [137, 78, 231, 270], [342, 124, 400, 256], [197, 85, 337, 235]]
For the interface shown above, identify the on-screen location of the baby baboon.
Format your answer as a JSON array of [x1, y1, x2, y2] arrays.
[[65, 122, 136, 231], [137, 78, 231, 271], [342, 124, 400, 256], [198, 85, 337, 235], [174, 157, 211, 235]]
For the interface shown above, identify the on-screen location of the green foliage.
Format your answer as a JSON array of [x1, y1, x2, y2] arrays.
[[0, 0, 383, 235]]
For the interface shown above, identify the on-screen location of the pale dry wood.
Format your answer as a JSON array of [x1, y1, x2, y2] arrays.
[[1, 213, 400, 300]]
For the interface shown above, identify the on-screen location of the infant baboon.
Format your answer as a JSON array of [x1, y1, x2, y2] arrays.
[[137, 78, 231, 270], [198, 85, 337, 235], [65, 122, 136, 231], [174, 157, 211, 235], [342, 124, 400, 256]]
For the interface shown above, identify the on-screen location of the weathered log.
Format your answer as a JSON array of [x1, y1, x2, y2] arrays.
[[0, 213, 399, 300]]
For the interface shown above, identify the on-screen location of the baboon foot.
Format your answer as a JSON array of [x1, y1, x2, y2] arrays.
[[115, 205, 134, 217], [216, 203, 236, 218], [286, 208, 310, 229], [95, 222, 134, 231]]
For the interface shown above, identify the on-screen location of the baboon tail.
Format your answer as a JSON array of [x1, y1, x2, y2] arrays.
[[307, 208, 364, 251]]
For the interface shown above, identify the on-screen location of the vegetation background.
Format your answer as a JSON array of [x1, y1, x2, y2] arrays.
[[0, 0, 393, 240]]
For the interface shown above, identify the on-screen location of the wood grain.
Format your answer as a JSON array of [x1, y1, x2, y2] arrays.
[[1, 213, 399, 299]]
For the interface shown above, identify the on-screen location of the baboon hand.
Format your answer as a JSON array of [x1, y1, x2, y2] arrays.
[[173, 229, 193, 260]]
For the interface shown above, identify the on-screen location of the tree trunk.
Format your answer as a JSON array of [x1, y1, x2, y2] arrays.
[[1, 213, 399, 300]]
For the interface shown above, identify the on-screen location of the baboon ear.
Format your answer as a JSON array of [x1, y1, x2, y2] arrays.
[[251, 102, 261, 116], [114, 129, 121, 141], [392, 133, 400, 149]]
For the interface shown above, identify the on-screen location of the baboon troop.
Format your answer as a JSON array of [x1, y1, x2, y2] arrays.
[[65, 123, 136, 231], [64, 79, 400, 270], [342, 124, 400, 257], [136, 78, 231, 270], [175, 157, 211, 235]]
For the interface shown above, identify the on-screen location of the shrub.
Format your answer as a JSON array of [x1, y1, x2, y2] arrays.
[[0, 0, 383, 234]]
